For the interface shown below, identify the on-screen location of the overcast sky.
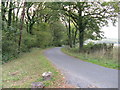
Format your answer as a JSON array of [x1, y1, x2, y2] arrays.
[[101, 22, 118, 39]]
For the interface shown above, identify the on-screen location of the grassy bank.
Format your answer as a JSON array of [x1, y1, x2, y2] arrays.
[[62, 47, 119, 69], [2, 48, 66, 88]]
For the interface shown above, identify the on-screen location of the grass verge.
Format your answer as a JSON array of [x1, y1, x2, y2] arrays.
[[2, 48, 66, 88], [61, 48, 119, 70]]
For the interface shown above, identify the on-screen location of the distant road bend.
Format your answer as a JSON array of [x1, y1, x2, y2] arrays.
[[44, 47, 118, 88]]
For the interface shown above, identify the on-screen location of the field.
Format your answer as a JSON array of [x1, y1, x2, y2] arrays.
[[62, 46, 119, 69], [2, 48, 66, 88]]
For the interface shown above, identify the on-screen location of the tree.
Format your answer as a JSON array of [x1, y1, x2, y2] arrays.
[[18, 1, 26, 53], [50, 21, 66, 46], [33, 23, 52, 48], [26, 2, 36, 34], [7, 1, 13, 27], [61, 2, 119, 51]]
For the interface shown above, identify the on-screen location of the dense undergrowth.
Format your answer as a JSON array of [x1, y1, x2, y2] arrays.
[[62, 43, 119, 69], [2, 22, 66, 64]]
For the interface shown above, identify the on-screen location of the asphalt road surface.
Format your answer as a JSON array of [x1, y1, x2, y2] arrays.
[[44, 47, 118, 88]]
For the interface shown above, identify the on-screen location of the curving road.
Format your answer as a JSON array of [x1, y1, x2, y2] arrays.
[[44, 47, 118, 88]]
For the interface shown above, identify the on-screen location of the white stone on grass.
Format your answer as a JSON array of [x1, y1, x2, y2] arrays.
[[42, 71, 52, 81]]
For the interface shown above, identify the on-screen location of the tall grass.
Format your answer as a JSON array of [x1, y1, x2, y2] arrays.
[[62, 45, 119, 69], [2, 48, 64, 88]]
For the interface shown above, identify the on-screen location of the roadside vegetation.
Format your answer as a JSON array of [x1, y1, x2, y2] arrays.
[[1, 1, 119, 88], [2, 48, 69, 88], [2, 2, 119, 64], [62, 43, 119, 69]]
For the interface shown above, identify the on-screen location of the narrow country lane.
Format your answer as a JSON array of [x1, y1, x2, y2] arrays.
[[44, 47, 118, 88]]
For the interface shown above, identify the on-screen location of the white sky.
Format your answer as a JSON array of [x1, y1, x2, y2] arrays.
[[101, 22, 118, 39]]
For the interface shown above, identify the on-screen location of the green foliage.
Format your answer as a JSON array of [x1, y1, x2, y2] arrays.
[[50, 21, 66, 46], [83, 42, 94, 50], [2, 31, 19, 63], [2, 1, 118, 63], [22, 34, 37, 52], [83, 42, 108, 53], [35, 31, 52, 48], [62, 47, 118, 69], [85, 42, 94, 47], [60, 2, 118, 49], [33, 23, 52, 48]]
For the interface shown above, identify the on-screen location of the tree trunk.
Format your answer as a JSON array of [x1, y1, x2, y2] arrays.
[[15, 2, 21, 31], [26, 21, 29, 33], [73, 29, 78, 47], [68, 5, 72, 48], [78, 3, 84, 51], [79, 29, 84, 51], [8, 1, 12, 27], [12, 9, 16, 32], [29, 22, 34, 34], [1, 2, 6, 30], [18, 2, 26, 53], [68, 15, 72, 48]]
